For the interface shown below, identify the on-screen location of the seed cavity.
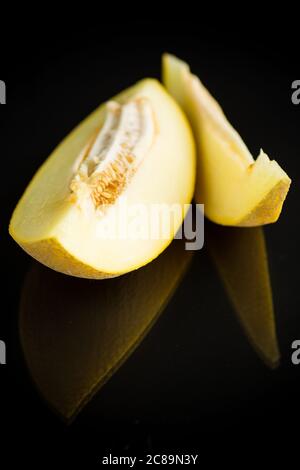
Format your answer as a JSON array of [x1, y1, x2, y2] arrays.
[[70, 97, 156, 211]]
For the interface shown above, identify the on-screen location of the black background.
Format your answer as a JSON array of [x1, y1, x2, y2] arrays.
[[1, 18, 300, 465]]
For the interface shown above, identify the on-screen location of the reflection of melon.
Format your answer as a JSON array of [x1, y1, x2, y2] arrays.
[[163, 54, 291, 227], [207, 223, 279, 368], [20, 238, 192, 420], [9, 79, 195, 278]]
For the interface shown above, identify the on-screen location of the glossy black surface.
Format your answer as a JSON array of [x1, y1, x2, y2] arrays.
[[1, 23, 300, 464]]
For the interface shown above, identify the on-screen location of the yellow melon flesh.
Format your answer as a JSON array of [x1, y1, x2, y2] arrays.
[[9, 79, 195, 278], [163, 54, 291, 226]]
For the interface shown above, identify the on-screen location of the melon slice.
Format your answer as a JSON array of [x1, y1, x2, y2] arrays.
[[9, 79, 195, 278], [163, 54, 291, 226]]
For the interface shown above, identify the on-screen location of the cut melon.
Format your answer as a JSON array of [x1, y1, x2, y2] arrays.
[[163, 54, 291, 226], [9, 79, 195, 278]]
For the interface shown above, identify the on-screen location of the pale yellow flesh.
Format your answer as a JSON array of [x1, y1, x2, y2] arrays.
[[9, 79, 195, 278], [163, 54, 291, 226]]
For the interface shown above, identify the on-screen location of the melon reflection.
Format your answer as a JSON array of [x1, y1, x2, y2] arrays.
[[206, 222, 280, 368], [19, 239, 192, 421]]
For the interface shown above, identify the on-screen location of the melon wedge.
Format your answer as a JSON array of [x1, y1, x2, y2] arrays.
[[9, 79, 195, 278], [163, 54, 291, 226]]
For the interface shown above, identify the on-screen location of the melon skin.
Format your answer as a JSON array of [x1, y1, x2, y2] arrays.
[[162, 54, 291, 227], [9, 79, 196, 278]]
